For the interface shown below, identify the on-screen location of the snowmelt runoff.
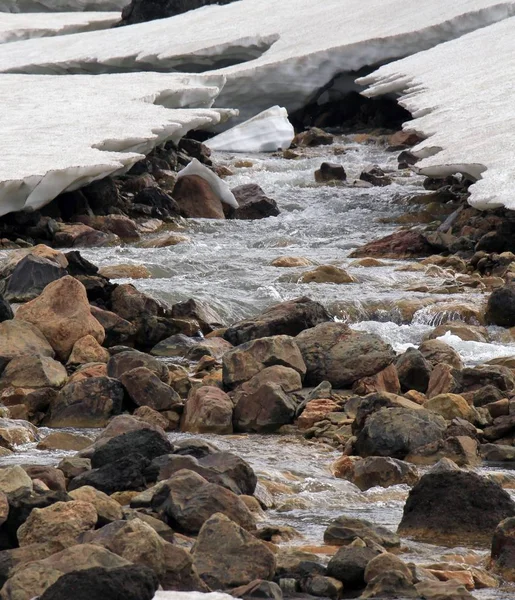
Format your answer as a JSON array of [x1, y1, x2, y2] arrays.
[[0, 73, 236, 216], [360, 16, 515, 212]]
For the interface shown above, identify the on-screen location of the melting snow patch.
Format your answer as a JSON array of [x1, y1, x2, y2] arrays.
[[360, 16, 515, 211], [0, 72, 234, 216], [176, 158, 238, 207], [0, 12, 119, 44], [205, 105, 294, 153], [0, 0, 514, 123]]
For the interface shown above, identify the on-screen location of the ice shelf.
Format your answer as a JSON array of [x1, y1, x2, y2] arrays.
[[0, 0, 127, 11], [0, 0, 514, 123], [0, 12, 119, 44], [0, 72, 235, 216], [360, 16, 515, 211]]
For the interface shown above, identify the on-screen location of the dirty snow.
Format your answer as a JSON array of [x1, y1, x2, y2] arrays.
[[0, 72, 234, 216], [0, 0, 515, 124], [360, 16, 515, 211], [0, 12, 119, 44]]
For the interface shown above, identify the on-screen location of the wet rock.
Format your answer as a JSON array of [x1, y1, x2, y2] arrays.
[[150, 333, 199, 358], [152, 469, 255, 534], [406, 435, 480, 467], [302, 576, 342, 599], [98, 264, 150, 279], [355, 407, 446, 459], [400, 470, 515, 545], [17, 501, 97, 547], [327, 545, 380, 589], [362, 570, 417, 598], [0, 544, 130, 600], [231, 579, 283, 599], [133, 405, 169, 430], [396, 348, 432, 393], [296, 322, 395, 387], [334, 455, 419, 491], [299, 265, 355, 284], [233, 382, 296, 433], [107, 350, 169, 384], [171, 298, 224, 334], [352, 392, 423, 430], [360, 165, 392, 187], [364, 552, 413, 585], [223, 335, 305, 389], [69, 486, 123, 525], [490, 517, 515, 581], [132, 186, 179, 218], [0, 466, 33, 497], [38, 564, 158, 600], [224, 297, 331, 346], [45, 377, 124, 428], [120, 366, 180, 411], [91, 429, 173, 469], [419, 339, 464, 370], [349, 230, 436, 259], [187, 337, 233, 361], [110, 284, 168, 322], [181, 386, 233, 434], [229, 183, 280, 220], [172, 174, 225, 219], [193, 513, 276, 590], [414, 580, 475, 599], [69, 454, 151, 495], [271, 256, 313, 267], [324, 515, 400, 549], [294, 127, 334, 147], [0, 418, 38, 446], [198, 452, 257, 496], [427, 323, 488, 343], [15, 276, 104, 361], [481, 443, 515, 462], [314, 162, 346, 183], [485, 285, 515, 327], [1, 254, 67, 303], [0, 355, 67, 390], [0, 320, 54, 365]]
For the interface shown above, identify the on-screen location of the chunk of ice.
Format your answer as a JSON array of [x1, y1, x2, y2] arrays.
[[177, 158, 238, 208]]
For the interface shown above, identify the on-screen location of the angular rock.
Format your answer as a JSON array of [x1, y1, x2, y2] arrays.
[[299, 265, 354, 284], [362, 571, 417, 598], [45, 377, 124, 428], [0, 294, 13, 323], [69, 486, 123, 525], [405, 435, 480, 467], [224, 297, 331, 346], [181, 386, 233, 434], [324, 515, 400, 549], [419, 339, 463, 370], [490, 517, 515, 581], [233, 382, 296, 433], [399, 470, 515, 545], [0, 355, 67, 390], [90, 306, 135, 347], [0, 418, 38, 447], [37, 432, 92, 452], [294, 127, 333, 147], [296, 398, 339, 429], [57, 457, 91, 480], [67, 335, 110, 365], [424, 394, 476, 422], [173, 174, 225, 219], [120, 367, 180, 411], [0, 466, 33, 497], [349, 230, 436, 259], [107, 350, 169, 384], [22, 466, 66, 492], [0, 320, 55, 365], [1, 254, 67, 303], [171, 298, 224, 334], [296, 322, 395, 387], [335, 456, 419, 491], [327, 545, 381, 589], [110, 284, 168, 322], [230, 183, 280, 220], [314, 162, 346, 183], [15, 276, 104, 361], [193, 513, 276, 590], [396, 348, 432, 393], [223, 335, 305, 389]]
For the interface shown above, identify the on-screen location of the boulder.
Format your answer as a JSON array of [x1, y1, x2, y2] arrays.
[[296, 398, 339, 429], [193, 513, 276, 590], [1, 544, 130, 600], [57, 457, 91, 480], [224, 297, 331, 346], [223, 335, 306, 389], [171, 298, 224, 334], [181, 386, 233, 434], [485, 285, 515, 327], [133, 406, 169, 430], [299, 265, 354, 284], [17, 501, 97, 547], [481, 443, 515, 462], [90, 306, 135, 347], [67, 335, 110, 365], [231, 580, 283, 599], [327, 546, 381, 589], [360, 165, 392, 187], [396, 348, 432, 393], [424, 394, 476, 422], [22, 466, 66, 492], [233, 382, 296, 433], [294, 127, 334, 147], [399, 470, 515, 545], [295, 322, 395, 387], [38, 565, 158, 600], [0, 294, 13, 323], [107, 350, 169, 384], [90, 429, 172, 469], [0, 320, 54, 364], [405, 435, 480, 467], [364, 552, 413, 584], [230, 183, 280, 220], [0, 355, 67, 390], [490, 517, 515, 581], [199, 452, 257, 497], [45, 377, 124, 428], [349, 230, 436, 259], [69, 486, 123, 525], [334, 456, 419, 491], [110, 284, 167, 322], [1, 254, 67, 303], [37, 432, 92, 452], [0, 466, 33, 497], [69, 454, 151, 495], [152, 469, 255, 534], [355, 407, 447, 459], [314, 162, 346, 183], [324, 515, 400, 549], [172, 174, 225, 219], [0, 418, 38, 446], [15, 277, 104, 361], [0, 386, 56, 424], [120, 367, 180, 411], [418, 339, 463, 370], [362, 571, 417, 598], [150, 333, 199, 358]]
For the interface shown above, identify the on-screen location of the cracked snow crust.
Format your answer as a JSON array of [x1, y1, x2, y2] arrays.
[[0, 12, 119, 44], [1, 0, 515, 124], [360, 16, 515, 211], [0, 73, 235, 216]]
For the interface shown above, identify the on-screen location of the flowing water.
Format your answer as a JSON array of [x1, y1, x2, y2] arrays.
[[4, 135, 515, 598]]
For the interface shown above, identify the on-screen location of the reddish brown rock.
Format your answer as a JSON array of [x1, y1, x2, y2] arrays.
[[173, 175, 225, 219], [349, 230, 436, 259], [181, 386, 233, 434]]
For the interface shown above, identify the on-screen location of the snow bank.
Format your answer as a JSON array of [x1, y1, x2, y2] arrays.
[[0, 0, 127, 11], [360, 16, 515, 211], [0, 12, 119, 44], [0, 72, 234, 216], [205, 106, 294, 152], [0, 0, 514, 122]]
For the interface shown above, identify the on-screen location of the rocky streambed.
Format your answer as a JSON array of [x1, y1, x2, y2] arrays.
[[2, 129, 515, 600]]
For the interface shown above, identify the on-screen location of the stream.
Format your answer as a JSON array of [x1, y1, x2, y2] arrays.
[[3, 134, 515, 598]]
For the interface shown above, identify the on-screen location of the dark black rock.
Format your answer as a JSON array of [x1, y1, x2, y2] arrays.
[[64, 251, 99, 277], [486, 285, 515, 327], [0, 294, 13, 322], [91, 429, 173, 469], [132, 187, 179, 218], [118, 0, 238, 26], [39, 565, 159, 600], [2, 255, 67, 302], [229, 184, 280, 220], [395, 347, 432, 393], [327, 546, 380, 589]]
